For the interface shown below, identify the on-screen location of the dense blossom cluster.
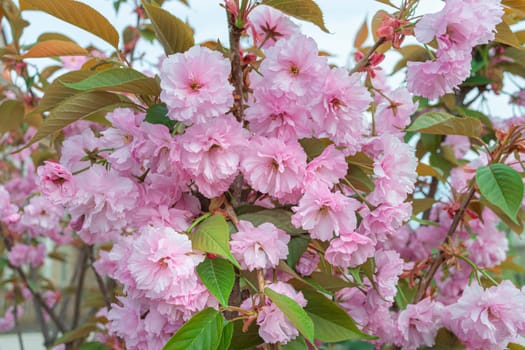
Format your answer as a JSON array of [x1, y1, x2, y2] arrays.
[[1, 0, 525, 349]]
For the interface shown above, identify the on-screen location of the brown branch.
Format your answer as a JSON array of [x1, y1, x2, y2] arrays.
[[72, 247, 89, 329], [349, 37, 386, 75], [414, 185, 476, 302], [226, 9, 245, 123], [89, 248, 112, 310]]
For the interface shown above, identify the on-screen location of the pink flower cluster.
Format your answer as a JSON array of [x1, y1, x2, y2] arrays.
[[407, 0, 503, 99]]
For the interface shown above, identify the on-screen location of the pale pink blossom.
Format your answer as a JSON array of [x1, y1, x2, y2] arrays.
[[367, 135, 418, 206], [446, 281, 525, 350], [128, 225, 204, 300], [19, 196, 63, 238], [295, 250, 319, 276], [241, 136, 306, 203], [442, 135, 471, 160], [0, 306, 23, 333], [8, 243, 46, 268], [359, 202, 412, 243], [397, 298, 443, 350], [37, 161, 77, 205], [292, 185, 360, 241], [160, 46, 234, 125], [257, 34, 328, 102], [312, 70, 371, 153], [465, 211, 508, 268], [303, 144, 348, 189], [179, 115, 246, 198], [325, 231, 375, 268], [248, 5, 299, 48], [230, 220, 289, 271], [0, 185, 19, 224], [374, 87, 417, 136], [374, 250, 405, 302]]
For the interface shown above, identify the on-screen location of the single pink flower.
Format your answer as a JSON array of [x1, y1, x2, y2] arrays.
[[230, 220, 289, 271], [325, 231, 375, 268], [160, 46, 234, 125], [37, 161, 77, 205]]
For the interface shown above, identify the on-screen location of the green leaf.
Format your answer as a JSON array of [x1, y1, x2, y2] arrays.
[[79, 342, 107, 350], [407, 112, 482, 137], [24, 91, 131, 149], [62, 68, 161, 96], [306, 271, 356, 292], [20, 0, 119, 48], [164, 308, 224, 350], [301, 288, 375, 342], [429, 328, 465, 349], [239, 209, 305, 236], [197, 258, 235, 307], [142, 1, 194, 55], [287, 236, 310, 268], [0, 100, 25, 133], [279, 336, 307, 350], [299, 137, 331, 159], [190, 215, 240, 268], [264, 287, 315, 344], [217, 322, 234, 350], [262, 0, 329, 33], [476, 164, 524, 223], [230, 319, 264, 350], [145, 103, 175, 129]]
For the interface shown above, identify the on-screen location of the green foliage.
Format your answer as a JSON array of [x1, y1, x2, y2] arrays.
[[145, 103, 175, 129], [287, 236, 310, 268], [217, 322, 234, 350], [262, 0, 329, 32], [476, 164, 524, 223], [142, 1, 195, 55], [230, 319, 264, 350], [264, 287, 315, 344], [280, 336, 307, 349], [239, 209, 305, 236], [190, 215, 240, 268], [63, 68, 161, 96], [79, 342, 107, 350], [407, 112, 482, 137], [163, 308, 225, 350], [0, 100, 25, 133], [301, 288, 375, 342], [196, 258, 235, 307]]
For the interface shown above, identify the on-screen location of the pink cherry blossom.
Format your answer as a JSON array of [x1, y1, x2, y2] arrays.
[[295, 249, 319, 276], [37, 161, 77, 205], [160, 46, 234, 125], [303, 144, 348, 189], [0, 185, 19, 224], [241, 136, 306, 203], [312, 70, 371, 153], [248, 5, 299, 48], [374, 87, 417, 137], [292, 184, 360, 241], [179, 115, 247, 198], [445, 281, 525, 350], [128, 225, 204, 300], [359, 202, 412, 243], [325, 231, 375, 268], [8, 243, 46, 268], [397, 298, 443, 350], [230, 220, 289, 271], [374, 250, 405, 302]]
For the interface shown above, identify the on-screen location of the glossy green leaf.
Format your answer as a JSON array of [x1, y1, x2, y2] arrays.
[[287, 236, 310, 268], [302, 288, 375, 342], [476, 164, 524, 223], [142, 1, 194, 55], [197, 258, 235, 307], [190, 215, 240, 268], [20, 0, 119, 48], [145, 103, 175, 129], [239, 209, 305, 236], [163, 308, 224, 350], [306, 271, 356, 292], [262, 0, 329, 32], [407, 112, 482, 137], [0, 100, 25, 133], [217, 322, 234, 350], [265, 287, 315, 343], [25, 92, 131, 149], [62, 68, 161, 96], [79, 342, 107, 350], [230, 319, 263, 350]]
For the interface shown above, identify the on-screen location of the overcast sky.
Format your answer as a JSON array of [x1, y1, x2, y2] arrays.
[[13, 0, 524, 119]]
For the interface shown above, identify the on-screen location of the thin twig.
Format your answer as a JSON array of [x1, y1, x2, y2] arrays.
[[89, 248, 112, 310], [72, 247, 89, 329], [13, 299, 25, 350], [349, 37, 386, 75], [414, 185, 476, 302]]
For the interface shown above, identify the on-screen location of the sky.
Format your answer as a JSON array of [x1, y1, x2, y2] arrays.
[[10, 0, 525, 119]]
